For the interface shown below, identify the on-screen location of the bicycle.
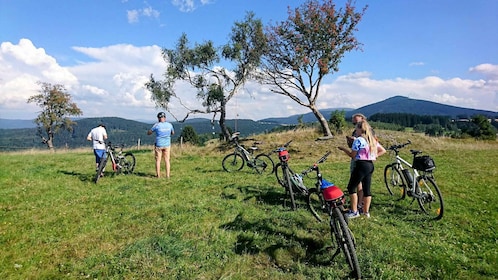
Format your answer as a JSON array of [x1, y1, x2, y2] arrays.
[[222, 132, 274, 174], [383, 140, 444, 220], [94, 142, 136, 184], [274, 145, 329, 210], [274, 148, 360, 278]]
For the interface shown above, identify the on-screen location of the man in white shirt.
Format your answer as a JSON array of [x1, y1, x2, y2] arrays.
[[87, 123, 108, 170]]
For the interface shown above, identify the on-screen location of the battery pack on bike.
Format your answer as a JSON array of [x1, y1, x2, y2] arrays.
[[320, 179, 344, 202]]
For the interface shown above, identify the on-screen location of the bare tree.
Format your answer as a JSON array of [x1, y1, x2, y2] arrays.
[[145, 12, 266, 140], [259, 0, 367, 138], [27, 82, 82, 150]]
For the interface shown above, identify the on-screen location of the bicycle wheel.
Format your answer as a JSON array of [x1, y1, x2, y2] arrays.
[[121, 152, 136, 174], [330, 207, 361, 279], [94, 156, 108, 184], [275, 163, 296, 187], [282, 166, 297, 210], [222, 153, 245, 172], [307, 188, 328, 222], [416, 175, 444, 220], [384, 164, 406, 200], [254, 154, 274, 175]]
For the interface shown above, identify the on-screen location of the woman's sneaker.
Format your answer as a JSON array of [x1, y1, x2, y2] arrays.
[[362, 212, 370, 218], [345, 210, 360, 219]]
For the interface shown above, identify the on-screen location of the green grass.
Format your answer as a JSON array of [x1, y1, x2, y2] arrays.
[[1, 129, 497, 279]]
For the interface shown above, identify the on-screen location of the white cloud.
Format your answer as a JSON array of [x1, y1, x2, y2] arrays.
[[469, 63, 498, 80], [171, 0, 211, 12], [127, 3, 160, 24], [1, 39, 497, 121]]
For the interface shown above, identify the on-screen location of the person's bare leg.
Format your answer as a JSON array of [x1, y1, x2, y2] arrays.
[[155, 159, 161, 178], [363, 196, 372, 214], [349, 193, 358, 212], [165, 148, 170, 178]]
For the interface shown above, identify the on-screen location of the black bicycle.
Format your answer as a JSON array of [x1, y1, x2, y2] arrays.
[[305, 156, 361, 279], [94, 142, 136, 184]]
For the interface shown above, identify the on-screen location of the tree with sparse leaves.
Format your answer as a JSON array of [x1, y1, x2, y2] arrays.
[[179, 125, 200, 145], [27, 82, 82, 150], [146, 12, 266, 141], [259, 0, 367, 138]]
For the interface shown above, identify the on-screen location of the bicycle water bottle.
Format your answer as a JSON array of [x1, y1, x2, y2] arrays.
[[402, 169, 413, 186]]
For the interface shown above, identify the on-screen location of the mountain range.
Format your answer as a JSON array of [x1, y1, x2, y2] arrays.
[[1, 95, 497, 150]]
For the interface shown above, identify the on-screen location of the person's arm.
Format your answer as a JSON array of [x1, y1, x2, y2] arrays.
[[87, 132, 92, 141], [338, 146, 357, 159], [376, 142, 386, 157], [147, 129, 153, 135]]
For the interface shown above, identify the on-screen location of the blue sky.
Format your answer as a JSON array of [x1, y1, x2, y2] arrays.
[[1, 0, 497, 122]]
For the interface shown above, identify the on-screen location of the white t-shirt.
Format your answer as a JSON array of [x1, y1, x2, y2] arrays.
[[88, 126, 107, 150]]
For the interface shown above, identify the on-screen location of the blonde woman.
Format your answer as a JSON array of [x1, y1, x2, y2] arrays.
[[338, 121, 385, 218]]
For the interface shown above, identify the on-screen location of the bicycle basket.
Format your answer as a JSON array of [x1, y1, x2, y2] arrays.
[[321, 179, 344, 201], [278, 149, 289, 162], [413, 155, 436, 172]]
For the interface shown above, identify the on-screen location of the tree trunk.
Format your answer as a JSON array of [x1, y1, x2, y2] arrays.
[[310, 105, 333, 138], [219, 100, 231, 141]]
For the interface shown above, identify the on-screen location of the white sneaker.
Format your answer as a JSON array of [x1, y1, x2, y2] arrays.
[[362, 212, 370, 218], [345, 210, 360, 219]]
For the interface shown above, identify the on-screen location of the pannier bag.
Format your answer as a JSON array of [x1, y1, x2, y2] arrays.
[[413, 155, 436, 172]]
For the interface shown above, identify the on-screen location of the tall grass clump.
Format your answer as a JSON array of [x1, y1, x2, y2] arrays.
[[1, 128, 497, 279]]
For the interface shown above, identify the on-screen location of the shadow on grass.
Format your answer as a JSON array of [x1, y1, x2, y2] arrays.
[[374, 194, 439, 224], [221, 213, 332, 268]]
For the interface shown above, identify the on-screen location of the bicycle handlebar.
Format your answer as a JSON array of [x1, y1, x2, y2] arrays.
[[387, 140, 411, 151], [302, 151, 331, 176]]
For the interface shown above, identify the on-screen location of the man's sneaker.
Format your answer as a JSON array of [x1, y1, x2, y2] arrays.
[[362, 212, 370, 218], [345, 210, 360, 219]]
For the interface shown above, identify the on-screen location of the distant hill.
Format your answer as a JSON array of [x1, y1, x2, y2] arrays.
[[0, 117, 283, 150], [0, 119, 37, 129], [346, 96, 498, 119]]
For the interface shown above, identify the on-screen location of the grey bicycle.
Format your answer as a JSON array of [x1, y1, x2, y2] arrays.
[[222, 132, 274, 174]]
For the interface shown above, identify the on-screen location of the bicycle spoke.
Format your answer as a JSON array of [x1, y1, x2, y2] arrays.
[[222, 153, 244, 172], [384, 164, 406, 200], [254, 154, 274, 175], [416, 176, 444, 220]]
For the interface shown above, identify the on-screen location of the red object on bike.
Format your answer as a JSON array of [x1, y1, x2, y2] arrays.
[[278, 149, 289, 162], [323, 185, 344, 201]]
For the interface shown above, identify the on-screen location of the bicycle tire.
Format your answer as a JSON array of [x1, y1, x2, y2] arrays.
[[384, 164, 406, 200], [275, 163, 296, 187], [330, 207, 361, 279], [122, 152, 136, 174], [222, 153, 245, 172], [283, 165, 297, 210], [94, 156, 108, 184], [307, 188, 328, 222], [254, 154, 274, 175], [416, 175, 444, 220]]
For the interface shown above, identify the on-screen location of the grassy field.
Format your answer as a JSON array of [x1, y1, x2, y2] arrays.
[[1, 128, 497, 279]]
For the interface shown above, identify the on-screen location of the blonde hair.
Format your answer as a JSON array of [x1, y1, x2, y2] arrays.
[[356, 121, 377, 157]]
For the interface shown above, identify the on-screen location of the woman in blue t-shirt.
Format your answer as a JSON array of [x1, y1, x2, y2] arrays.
[[147, 112, 175, 178]]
